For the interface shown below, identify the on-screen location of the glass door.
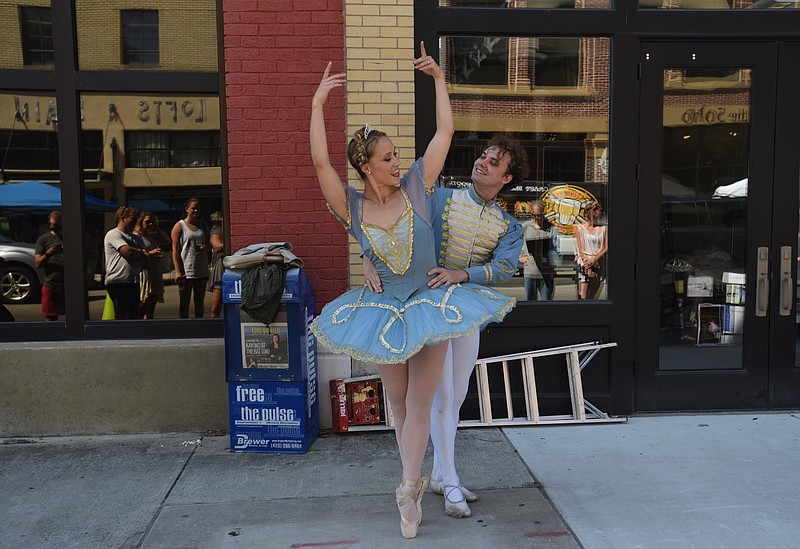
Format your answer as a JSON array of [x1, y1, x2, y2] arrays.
[[636, 42, 799, 411], [768, 42, 800, 408]]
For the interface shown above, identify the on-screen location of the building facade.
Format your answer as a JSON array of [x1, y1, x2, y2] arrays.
[[1, 1, 799, 436], [223, 0, 800, 416]]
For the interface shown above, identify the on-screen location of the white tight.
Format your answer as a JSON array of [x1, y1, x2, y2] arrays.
[[429, 333, 481, 488], [379, 341, 448, 481]]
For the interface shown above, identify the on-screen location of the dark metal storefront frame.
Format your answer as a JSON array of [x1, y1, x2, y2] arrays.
[[414, 0, 800, 415]]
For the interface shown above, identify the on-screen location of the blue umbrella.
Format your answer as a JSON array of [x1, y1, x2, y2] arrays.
[[0, 181, 119, 214]]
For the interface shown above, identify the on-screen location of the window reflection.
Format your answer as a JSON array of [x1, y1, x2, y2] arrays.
[[76, 1, 218, 72], [20, 6, 54, 66], [121, 10, 160, 66], [0, 90, 62, 322], [441, 36, 610, 302], [658, 68, 750, 370], [80, 93, 222, 320]]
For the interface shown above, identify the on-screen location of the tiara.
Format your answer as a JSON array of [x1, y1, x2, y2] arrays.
[[364, 123, 374, 140]]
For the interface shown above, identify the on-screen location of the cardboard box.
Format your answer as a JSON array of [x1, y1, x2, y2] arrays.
[[229, 381, 318, 454], [330, 376, 388, 432], [330, 379, 349, 433]]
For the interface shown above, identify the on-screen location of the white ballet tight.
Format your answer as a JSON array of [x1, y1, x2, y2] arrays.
[[429, 333, 481, 489]]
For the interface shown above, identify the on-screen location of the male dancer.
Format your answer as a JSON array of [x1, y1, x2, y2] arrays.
[[365, 135, 529, 518]]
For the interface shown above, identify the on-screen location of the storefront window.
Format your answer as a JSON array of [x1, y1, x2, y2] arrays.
[[80, 93, 222, 321], [0, 91, 66, 323], [1, 1, 221, 339], [640, 0, 800, 9], [441, 35, 610, 302]]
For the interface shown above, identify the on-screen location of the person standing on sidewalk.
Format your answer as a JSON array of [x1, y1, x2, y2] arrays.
[[104, 206, 162, 320], [206, 210, 225, 318], [427, 136, 527, 518], [134, 212, 169, 319], [365, 135, 528, 518], [171, 198, 210, 318], [520, 199, 556, 301], [310, 46, 516, 539], [34, 210, 65, 321]]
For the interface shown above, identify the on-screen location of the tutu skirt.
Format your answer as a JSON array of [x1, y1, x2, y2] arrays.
[[311, 283, 515, 363]]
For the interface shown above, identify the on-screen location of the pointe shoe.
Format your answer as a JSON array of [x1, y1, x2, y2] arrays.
[[395, 476, 428, 539], [430, 479, 478, 502], [444, 485, 472, 518]]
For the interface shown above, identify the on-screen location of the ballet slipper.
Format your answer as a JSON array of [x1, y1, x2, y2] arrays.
[[444, 484, 472, 518], [430, 479, 478, 502], [395, 475, 428, 539]]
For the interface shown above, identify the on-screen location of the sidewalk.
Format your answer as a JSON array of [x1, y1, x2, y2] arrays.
[[508, 412, 800, 549], [0, 428, 579, 549], [3, 413, 798, 549]]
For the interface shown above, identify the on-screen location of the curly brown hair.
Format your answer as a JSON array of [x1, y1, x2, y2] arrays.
[[347, 125, 388, 179], [485, 134, 530, 188]]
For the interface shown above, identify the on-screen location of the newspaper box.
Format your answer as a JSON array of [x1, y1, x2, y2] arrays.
[[228, 381, 318, 454], [222, 267, 318, 453], [222, 267, 316, 382]]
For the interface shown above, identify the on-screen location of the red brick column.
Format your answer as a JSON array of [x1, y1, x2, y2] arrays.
[[221, 0, 348, 308]]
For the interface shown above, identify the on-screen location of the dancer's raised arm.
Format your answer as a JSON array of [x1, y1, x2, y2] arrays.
[[413, 41, 454, 190], [310, 62, 348, 219]]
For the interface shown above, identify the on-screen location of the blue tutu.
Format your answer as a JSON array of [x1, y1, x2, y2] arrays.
[[312, 158, 517, 364], [312, 282, 515, 363]]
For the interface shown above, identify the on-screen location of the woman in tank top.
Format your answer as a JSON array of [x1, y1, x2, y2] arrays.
[[171, 197, 210, 317], [574, 201, 608, 300]]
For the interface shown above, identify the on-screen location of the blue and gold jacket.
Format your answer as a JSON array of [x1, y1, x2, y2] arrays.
[[431, 184, 522, 286]]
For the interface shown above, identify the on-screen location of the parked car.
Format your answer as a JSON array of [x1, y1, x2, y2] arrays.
[[0, 234, 43, 304]]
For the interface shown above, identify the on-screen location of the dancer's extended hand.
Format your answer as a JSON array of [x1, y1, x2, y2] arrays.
[[312, 62, 346, 109], [413, 41, 442, 78]]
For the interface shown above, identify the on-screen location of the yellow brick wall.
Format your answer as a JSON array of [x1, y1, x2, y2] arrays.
[[75, 0, 217, 71], [0, 1, 216, 71], [345, 0, 416, 286]]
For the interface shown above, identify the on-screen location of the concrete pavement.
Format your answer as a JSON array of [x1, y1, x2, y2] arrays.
[[0, 428, 578, 549], [3, 412, 798, 548], [508, 412, 800, 549]]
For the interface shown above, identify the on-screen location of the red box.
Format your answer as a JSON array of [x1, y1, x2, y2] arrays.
[[330, 376, 384, 432], [330, 379, 349, 432]]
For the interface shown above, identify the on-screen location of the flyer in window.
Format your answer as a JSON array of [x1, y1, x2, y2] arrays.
[[241, 322, 289, 369]]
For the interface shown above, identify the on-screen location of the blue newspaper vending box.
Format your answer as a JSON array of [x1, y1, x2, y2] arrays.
[[222, 267, 318, 453]]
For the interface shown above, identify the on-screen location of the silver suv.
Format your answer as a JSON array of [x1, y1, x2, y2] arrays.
[[0, 234, 44, 304]]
